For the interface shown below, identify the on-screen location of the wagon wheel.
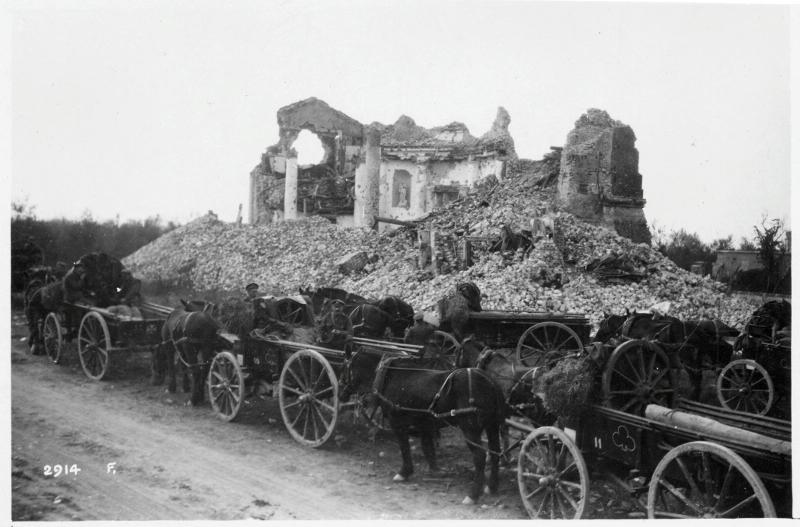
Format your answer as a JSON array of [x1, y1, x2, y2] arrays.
[[516, 322, 583, 368], [279, 349, 339, 447], [647, 441, 776, 518], [426, 330, 461, 369], [601, 339, 676, 416], [78, 311, 111, 380], [317, 307, 353, 346], [276, 301, 307, 325], [716, 359, 774, 416], [42, 312, 64, 364], [207, 351, 245, 422], [517, 426, 589, 519]]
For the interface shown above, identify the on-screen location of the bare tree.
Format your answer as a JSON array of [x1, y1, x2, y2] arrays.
[[754, 217, 787, 293]]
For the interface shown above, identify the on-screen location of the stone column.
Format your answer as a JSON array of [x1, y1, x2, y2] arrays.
[[284, 155, 298, 220], [355, 126, 381, 228]]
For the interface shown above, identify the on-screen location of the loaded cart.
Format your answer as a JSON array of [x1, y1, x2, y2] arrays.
[[208, 329, 424, 447], [467, 310, 591, 366], [42, 301, 172, 380], [509, 399, 791, 518]]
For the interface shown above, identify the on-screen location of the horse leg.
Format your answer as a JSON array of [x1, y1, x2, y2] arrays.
[[190, 364, 204, 406], [150, 344, 165, 385], [392, 426, 414, 482], [461, 427, 487, 504], [166, 343, 177, 394], [486, 421, 501, 495], [420, 427, 439, 473]]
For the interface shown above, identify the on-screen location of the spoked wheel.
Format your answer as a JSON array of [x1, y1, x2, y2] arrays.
[[516, 322, 583, 368], [426, 330, 461, 369], [207, 351, 245, 421], [716, 359, 774, 416], [78, 312, 111, 380], [279, 349, 339, 447], [647, 441, 776, 518], [602, 339, 676, 416], [517, 426, 589, 519], [42, 312, 63, 364]]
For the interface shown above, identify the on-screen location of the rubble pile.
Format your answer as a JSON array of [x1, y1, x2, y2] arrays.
[[123, 213, 403, 294], [125, 165, 760, 330]]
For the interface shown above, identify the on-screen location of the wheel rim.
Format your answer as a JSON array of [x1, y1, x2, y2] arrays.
[[602, 340, 675, 416], [207, 351, 245, 421], [42, 313, 63, 364], [716, 359, 774, 416], [279, 349, 339, 447], [516, 322, 583, 368], [517, 426, 589, 519], [78, 312, 110, 380], [647, 441, 776, 518], [428, 331, 460, 369]]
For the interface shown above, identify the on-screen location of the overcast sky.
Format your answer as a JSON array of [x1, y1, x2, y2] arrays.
[[8, 0, 794, 244]]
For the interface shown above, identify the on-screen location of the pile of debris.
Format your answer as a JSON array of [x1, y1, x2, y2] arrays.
[[124, 164, 761, 329]]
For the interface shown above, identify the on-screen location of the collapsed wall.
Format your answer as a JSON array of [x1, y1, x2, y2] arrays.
[[557, 109, 651, 244]]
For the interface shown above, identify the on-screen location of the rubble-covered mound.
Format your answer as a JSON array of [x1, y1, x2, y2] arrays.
[[124, 168, 761, 330]]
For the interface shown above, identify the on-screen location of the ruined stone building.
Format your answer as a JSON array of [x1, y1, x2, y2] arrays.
[[249, 98, 516, 228], [249, 99, 650, 245], [556, 109, 650, 244]]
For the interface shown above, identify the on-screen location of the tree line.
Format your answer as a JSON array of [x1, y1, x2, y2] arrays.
[[651, 217, 790, 294], [11, 201, 178, 290]]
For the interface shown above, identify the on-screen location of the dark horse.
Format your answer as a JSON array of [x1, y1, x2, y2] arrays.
[[342, 350, 505, 504], [300, 287, 415, 339], [152, 300, 225, 406], [24, 281, 65, 354], [437, 282, 482, 340], [594, 310, 739, 399]]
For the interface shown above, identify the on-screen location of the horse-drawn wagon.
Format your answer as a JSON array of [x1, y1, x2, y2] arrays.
[[42, 300, 172, 380], [510, 399, 791, 518], [716, 300, 791, 416], [206, 293, 431, 447]]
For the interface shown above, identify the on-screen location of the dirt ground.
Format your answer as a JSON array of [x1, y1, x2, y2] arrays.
[[10, 309, 645, 521]]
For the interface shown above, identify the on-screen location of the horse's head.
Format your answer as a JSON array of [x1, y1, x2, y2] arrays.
[[457, 335, 490, 368], [594, 313, 627, 343], [181, 298, 216, 314]]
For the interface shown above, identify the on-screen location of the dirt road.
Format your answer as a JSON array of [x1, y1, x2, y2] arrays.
[[10, 311, 634, 521]]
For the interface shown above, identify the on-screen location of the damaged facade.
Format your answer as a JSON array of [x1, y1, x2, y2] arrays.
[[249, 98, 516, 228], [556, 109, 651, 244]]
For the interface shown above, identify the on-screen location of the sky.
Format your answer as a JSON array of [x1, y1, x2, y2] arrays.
[[7, 0, 795, 244]]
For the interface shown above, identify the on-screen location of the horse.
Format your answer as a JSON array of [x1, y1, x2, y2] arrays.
[[374, 296, 415, 337], [437, 282, 482, 340], [24, 280, 65, 354], [299, 286, 369, 315], [342, 350, 505, 505], [153, 299, 225, 406]]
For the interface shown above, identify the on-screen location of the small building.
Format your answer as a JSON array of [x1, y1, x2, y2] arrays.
[[712, 249, 791, 283], [249, 98, 516, 228]]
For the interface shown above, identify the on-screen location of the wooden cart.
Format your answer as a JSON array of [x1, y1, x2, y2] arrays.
[[206, 329, 424, 447], [508, 397, 791, 519], [42, 301, 171, 380], [465, 310, 591, 367]]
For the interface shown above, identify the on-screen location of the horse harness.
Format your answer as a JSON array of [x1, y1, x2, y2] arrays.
[[475, 347, 542, 414], [370, 355, 490, 420], [164, 311, 215, 369]]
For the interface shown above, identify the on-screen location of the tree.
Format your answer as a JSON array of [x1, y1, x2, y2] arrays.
[[709, 235, 733, 252], [738, 237, 757, 251], [663, 229, 714, 271], [754, 217, 787, 293]]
